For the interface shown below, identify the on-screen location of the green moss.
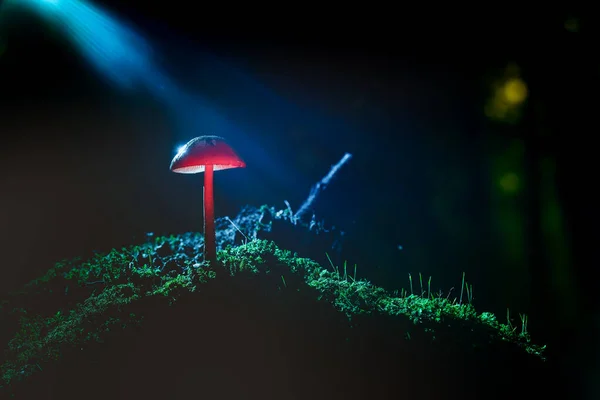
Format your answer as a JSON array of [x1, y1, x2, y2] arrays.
[[0, 237, 546, 393], [1, 283, 140, 386]]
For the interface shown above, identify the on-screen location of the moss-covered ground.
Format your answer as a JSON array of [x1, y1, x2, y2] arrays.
[[0, 228, 553, 399]]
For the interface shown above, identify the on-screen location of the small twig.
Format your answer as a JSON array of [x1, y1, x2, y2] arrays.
[[468, 284, 473, 304], [427, 276, 432, 299], [225, 216, 248, 244], [519, 313, 528, 335], [459, 272, 465, 305], [283, 200, 296, 224], [325, 252, 339, 277], [85, 280, 105, 285], [294, 152, 353, 222]]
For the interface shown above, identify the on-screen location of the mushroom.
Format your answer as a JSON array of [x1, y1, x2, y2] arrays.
[[170, 135, 246, 265]]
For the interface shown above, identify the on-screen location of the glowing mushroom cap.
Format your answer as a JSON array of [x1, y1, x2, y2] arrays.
[[170, 135, 246, 174]]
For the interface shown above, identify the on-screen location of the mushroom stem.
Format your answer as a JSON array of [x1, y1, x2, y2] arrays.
[[203, 164, 216, 265]]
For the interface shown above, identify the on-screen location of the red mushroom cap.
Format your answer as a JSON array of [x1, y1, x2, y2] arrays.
[[170, 135, 246, 174]]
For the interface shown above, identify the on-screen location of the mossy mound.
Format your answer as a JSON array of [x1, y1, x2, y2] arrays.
[[1, 237, 550, 400]]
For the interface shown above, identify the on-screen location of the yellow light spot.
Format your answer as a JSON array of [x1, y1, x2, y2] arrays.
[[499, 172, 520, 193], [503, 78, 528, 105]]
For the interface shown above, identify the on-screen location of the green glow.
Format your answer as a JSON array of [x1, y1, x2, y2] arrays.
[[488, 137, 529, 305], [499, 172, 520, 193], [539, 157, 576, 323], [490, 141, 526, 262]]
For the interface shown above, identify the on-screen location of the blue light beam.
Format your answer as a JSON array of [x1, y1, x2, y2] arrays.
[[5, 0, 172, 93], [2, 0, 356, 210]]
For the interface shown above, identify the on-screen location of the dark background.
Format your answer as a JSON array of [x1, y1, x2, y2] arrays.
[[0, 1, 597, 398]]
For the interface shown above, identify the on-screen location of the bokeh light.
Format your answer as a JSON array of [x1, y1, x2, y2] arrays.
[[498, 172, 520, 194], [484, 64, 528, 124], [503, 78, 528, 105]]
